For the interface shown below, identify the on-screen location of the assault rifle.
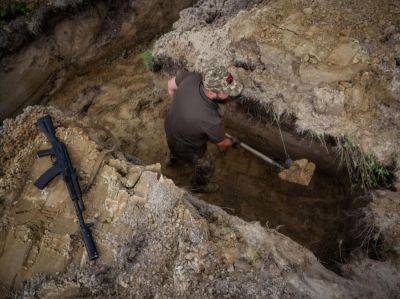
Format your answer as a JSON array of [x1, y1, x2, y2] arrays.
[[34, 115, 99, 260]]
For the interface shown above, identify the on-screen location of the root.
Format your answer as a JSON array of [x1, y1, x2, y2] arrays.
[[348, 207, 383, 260]]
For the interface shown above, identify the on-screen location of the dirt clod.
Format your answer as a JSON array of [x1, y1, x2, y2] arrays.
[[278, 159, 316, 186]]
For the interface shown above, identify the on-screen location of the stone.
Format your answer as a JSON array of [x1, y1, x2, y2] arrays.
[[303, 7, 313, 16], [278, 159, 316, 186], [124, 167, 142, 188], [300, 63, 366, 85], [30, 232, 72, 275], [0, 226, 33, 287], [312, 87, 346, 116], [346, 86, 370, 113]]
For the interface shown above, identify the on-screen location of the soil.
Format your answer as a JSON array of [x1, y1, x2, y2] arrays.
[[48, 49, 365, 272], [154, 0, 400, 166], [0, 0, 194, 122], [167, 146, 360, 270], [1, 0, 400, 297]]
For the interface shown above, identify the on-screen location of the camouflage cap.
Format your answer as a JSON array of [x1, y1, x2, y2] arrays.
[[203, 66, 243, 97]]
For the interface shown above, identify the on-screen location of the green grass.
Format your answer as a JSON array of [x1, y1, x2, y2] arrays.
[[302, 130, 329, 153], [141, 50, 156, 72], [245, 102, 392, 190], [335, 136, 390, 190]]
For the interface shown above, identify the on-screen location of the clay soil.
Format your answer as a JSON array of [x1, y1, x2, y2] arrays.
[[47, 46, 367, 271]]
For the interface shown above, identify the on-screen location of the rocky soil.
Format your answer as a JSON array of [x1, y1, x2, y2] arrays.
[[1, 0, 400, 297], [44, 50, 363, 270], [0, 0, 193, 121], [154, 0, 400, 167], [0, 106, 399, 297]]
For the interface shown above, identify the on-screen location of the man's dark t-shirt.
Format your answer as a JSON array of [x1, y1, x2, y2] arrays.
[[164, 70, 225, 158]]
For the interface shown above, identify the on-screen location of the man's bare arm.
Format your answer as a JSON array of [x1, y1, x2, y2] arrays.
[[168, 76, 178, 98], [216, 137, 234, 151]]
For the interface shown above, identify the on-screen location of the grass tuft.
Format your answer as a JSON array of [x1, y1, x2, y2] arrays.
[[335, 136, 390, 190], [301, 129, 330, 153], [141, 50, 157, 72]]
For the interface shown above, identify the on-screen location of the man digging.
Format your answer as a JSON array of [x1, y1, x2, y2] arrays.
[[164, 66, 243, 193]]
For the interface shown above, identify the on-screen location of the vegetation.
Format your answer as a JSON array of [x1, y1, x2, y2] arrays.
[[298, 129, 330, 153], [0, 2, 30, 25], [141, 49, 157, 72], [229, 99, 392, 191], [335, 136, 391, 190]]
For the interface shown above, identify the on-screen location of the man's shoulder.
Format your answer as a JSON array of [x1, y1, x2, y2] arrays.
[[176, 69, 201, 86]]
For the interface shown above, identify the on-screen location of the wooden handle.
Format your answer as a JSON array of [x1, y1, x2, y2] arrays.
[[225, 133, 283, 170]]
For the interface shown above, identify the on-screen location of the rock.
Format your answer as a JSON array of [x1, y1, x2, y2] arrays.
[[299, 63, 366, 85], [54, 8, 103, 63], [312, 87, 346, 116], [0, 226, 33, 287], [108, 159, 129, 175], [29, 232, 72, 276], [124, 167, 142, 188], [303, 7, 313, 15], [278, 159, 316, 186], [327, 41, 367, 66], [346, 85, 370, 113]]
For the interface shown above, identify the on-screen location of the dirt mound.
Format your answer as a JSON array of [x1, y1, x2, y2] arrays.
[[0, 106, 399, 297]]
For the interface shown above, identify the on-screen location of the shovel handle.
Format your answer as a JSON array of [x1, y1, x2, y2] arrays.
[[225, 133, 283, 170]]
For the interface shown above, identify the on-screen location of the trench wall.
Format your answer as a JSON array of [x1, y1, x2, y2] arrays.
[[223, 100, 342, 175], [0, 0, 195, 122]]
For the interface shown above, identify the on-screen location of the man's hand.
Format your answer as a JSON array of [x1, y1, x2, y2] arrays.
[[217, 137, 234, 151], [229, 136, 241, 149], [168, 76, 178, 98]]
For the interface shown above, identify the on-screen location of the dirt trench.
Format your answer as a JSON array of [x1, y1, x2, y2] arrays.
[[1, 1, 400, 297], [47, 47, 372, 272], [0, 0, 195, 122]]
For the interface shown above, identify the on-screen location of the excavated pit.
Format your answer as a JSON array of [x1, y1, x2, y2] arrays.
[[136, 99, 368, 272], [46, 50, 372, 273], [1, 0, 399, 296]]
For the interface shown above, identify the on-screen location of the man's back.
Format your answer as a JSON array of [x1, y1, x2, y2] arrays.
[[164, 70, 224, 157]]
